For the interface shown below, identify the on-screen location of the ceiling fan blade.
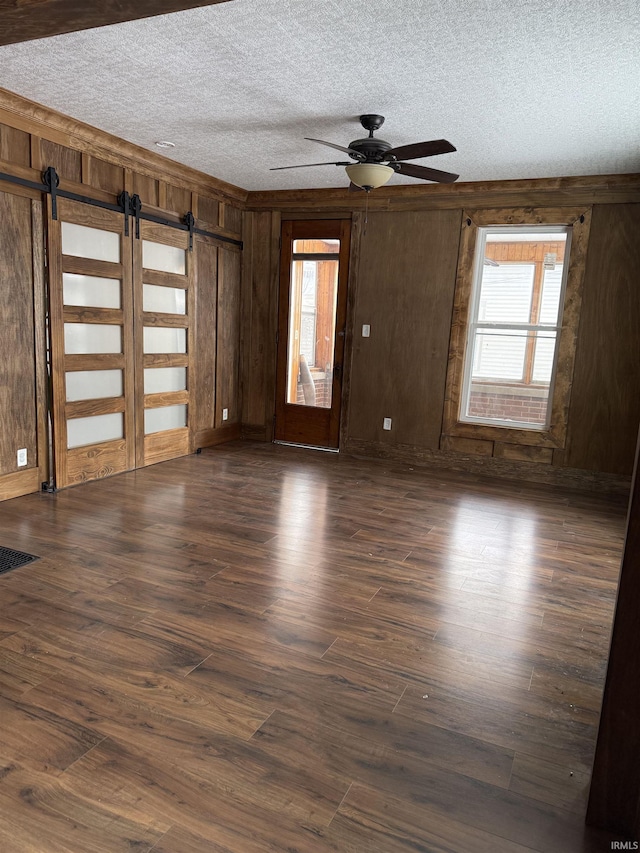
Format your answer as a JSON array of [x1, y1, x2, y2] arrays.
[[396, 161, 459, 183], [304, 137, 364, 159], [386, 139, 456, 161], [270, 161, 349, 170]]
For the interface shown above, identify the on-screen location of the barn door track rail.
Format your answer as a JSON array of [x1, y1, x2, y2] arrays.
[[0, 166, 242, 249]]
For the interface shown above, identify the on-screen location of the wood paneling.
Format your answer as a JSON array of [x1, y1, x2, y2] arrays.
[[347, 209, 461, 448], [165, 183, 192, 215], [86, 156, 125, 195], [192, 239, 218, 439], [198, 195, 219, 227], [0, 192, 38, 477], [131, 171, 159, 207], [0, 443, 628, 851], [588, 432, 640, 837], [441, 435, 494, 456], [0, 468, 41, 501], [494, 443, 554, 464], [240, 210, 280, 434], [216, 248, 241, 426], [0, 121, 30, 166], [39, 139, 81, 183], [565, 204, 640, 475], [222, 203, 242, 235], [346, 437, 630, 494], [246, 173, 640, 213], [0, 0, 235, 47]]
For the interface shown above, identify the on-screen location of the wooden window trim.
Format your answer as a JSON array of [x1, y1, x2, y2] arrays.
[[442, 207, 592, 449]]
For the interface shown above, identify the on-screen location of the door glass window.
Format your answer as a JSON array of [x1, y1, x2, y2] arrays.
[[143, 283, 186, 314], [144, 404, 187, 434], [66, 370, 123, 401], [142, 240, 186, 274], [286, 239, 339, 408], [143, 327, 186, 353], [64, 323, 122, 354], [67, 413, 123, 448], [144, 367, 187, 394], [62, 223, 120, 262], [63, 273, 121, 308]]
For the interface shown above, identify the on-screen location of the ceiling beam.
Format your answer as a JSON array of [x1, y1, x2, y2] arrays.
[[0, 0, 236, 47]]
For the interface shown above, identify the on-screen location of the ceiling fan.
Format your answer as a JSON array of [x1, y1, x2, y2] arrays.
[[271, 114, 459, 192]]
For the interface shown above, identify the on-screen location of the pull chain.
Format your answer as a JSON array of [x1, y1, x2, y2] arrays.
[[364, 189, 370, 235]]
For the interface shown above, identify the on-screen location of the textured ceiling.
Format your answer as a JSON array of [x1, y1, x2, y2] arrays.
[[0, 0, 638, 191]]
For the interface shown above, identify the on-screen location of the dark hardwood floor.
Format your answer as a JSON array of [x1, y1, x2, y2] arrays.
[[0, 441, 630, 852]]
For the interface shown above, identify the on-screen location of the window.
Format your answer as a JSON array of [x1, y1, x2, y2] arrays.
[[442, 207, 591, 452], [460, 226, 571, 430]]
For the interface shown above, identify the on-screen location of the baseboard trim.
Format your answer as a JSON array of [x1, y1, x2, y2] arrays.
[[193, 423, 241, 449], [241, 424, 270, 441], [345, 438, 631, 495]]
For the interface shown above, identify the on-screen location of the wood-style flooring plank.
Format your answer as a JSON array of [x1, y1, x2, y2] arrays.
[[0, 441, 628, 852]]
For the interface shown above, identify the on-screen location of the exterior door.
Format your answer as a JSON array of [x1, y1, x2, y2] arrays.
[[48, 198, 135, 488], [275, 219, 350, 448]]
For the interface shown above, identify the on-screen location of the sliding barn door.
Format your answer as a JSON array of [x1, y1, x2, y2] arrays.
[[134, 222, 193, 467], [48, 198, 135, 488]]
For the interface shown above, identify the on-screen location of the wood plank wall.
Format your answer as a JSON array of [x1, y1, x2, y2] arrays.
[[0, 88, 246, 500], [347, 210, 461, 448], [0, 191, 47, 501], [242, 178, 640, 490], [240, 211, 280, 441], [564, 204, 640, 475]]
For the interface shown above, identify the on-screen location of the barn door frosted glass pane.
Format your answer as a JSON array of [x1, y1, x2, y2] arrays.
[[144, 404, 187, 434], [67, 413, 123, 448], [64, 323, 121, 354], [63, 273, 121, 308], [144, 367, 187, 394], [143, 283, 186, 314], [62, 223, 120, 263], [143, 327, 186, 353], [66, 370, 123, 401], [142, 240, 186, 275], [286, 258, 339, 409]]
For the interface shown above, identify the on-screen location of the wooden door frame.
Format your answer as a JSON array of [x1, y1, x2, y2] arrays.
[[274, 218, 351, 449]]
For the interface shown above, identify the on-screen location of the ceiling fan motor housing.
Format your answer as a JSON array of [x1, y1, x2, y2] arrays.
[[348, 137, 393, 163]]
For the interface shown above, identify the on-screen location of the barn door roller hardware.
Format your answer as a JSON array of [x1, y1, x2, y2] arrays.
[[0, 165, 242, 250]]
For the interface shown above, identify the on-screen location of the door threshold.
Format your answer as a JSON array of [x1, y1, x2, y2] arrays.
[[273, 441, 339, 454]]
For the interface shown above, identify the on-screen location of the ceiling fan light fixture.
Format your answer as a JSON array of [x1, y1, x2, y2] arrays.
[[345, 162, 394, 191]]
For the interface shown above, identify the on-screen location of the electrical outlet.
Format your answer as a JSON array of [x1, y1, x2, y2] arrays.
[[383, 417, 392, 430], [17, 448, 27, 467], [222, 408, 229, 421], [362, 324, 370, 337]]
